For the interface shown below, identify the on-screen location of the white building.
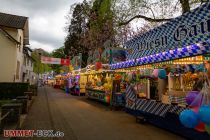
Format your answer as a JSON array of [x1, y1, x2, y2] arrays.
[[0, 12, 34, 83], [22, 47, 36, 84]]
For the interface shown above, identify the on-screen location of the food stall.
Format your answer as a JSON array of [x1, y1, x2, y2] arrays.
[[110, 2, 210, 140], [85, 64, 126, 106], [85, 68, 113, 104], [85, 46, 127, 105]]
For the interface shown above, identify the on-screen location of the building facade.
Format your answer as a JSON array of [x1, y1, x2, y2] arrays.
[[0, 12, 33, 83]]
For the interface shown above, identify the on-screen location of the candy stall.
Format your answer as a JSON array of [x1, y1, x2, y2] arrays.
[[110, 2, 210, 140]]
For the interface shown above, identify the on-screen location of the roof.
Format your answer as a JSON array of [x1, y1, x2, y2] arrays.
[[0, 12, 28, 29], [23, 47, 35, 62], [0, 27, 20, 44], [24, 46, 33, 52]]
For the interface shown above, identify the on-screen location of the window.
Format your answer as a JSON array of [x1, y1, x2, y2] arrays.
[[16, 61, 20, 79]]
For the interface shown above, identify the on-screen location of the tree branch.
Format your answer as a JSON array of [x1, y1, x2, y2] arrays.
[[179, 0, 190, 13], [118, 15, 172, 26]]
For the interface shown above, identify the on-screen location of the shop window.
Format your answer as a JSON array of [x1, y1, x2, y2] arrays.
[[16, 60, 20, 79]]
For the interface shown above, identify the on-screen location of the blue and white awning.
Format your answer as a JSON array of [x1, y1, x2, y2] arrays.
[[111, 42, 210, 69]]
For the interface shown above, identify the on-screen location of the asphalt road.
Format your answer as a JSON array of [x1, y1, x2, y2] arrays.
[[21, 86, 185, 140]]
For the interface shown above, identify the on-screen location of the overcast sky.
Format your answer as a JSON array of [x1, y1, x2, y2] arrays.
[[0, 0, 83, 52]]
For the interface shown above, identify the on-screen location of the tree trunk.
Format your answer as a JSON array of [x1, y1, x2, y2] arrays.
[[180, 0, 190, 13]]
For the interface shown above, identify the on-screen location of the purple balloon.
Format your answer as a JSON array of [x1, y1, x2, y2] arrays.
[[186, 91, 199, 105]]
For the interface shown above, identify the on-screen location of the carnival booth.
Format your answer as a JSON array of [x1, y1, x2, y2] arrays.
[[54, 74, 68, 90], [54, 74, 62, 88], [85, 64, 126, 106], [85, 69, 113, 104], [85, 46, 127, 105], [110, 2, 210, 140], [79, 69, 88, 95], [68, 69, 87, 96]]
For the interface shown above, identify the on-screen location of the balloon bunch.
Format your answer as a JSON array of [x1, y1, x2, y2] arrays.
[[152, 69, 167, 79], [179, 82, 210, 134]]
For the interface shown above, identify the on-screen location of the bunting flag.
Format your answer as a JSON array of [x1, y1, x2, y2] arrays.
[[41, 56, 70, 65]]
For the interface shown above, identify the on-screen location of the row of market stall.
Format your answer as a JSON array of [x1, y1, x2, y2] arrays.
[[109, 2, 210, 140], [49, 2, 210, 140]]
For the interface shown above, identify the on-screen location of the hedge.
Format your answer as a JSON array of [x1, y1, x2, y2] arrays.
[[0, 82, 29, 99]]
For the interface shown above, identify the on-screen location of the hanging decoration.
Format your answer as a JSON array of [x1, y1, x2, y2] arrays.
[[179, 109, 199, 128], [186, 91, 199, 106], [179, 78, 210, 133], [110, 43, 210, 70], [158, 69, 167, 79], [152, 69, 159, 77], [95, 62, 102, 70]]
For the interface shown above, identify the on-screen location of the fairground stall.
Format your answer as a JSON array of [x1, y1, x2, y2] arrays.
[[66, 54, 87, 96], [85, 47, 127, 106], [111, 2, 210, 140], [85, 66, 126, 106], [54, 74, 67, 89], [69, 68, 87, 96], [85, 67, 114, 105]]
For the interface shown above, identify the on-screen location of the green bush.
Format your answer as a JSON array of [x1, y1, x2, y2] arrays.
[[0, 82, 29, 99]]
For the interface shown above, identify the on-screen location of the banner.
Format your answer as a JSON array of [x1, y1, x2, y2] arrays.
[[41, 56, 70, 65], [126, 2, 210, 60]]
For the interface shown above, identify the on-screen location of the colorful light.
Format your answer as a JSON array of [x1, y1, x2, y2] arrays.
[[110, 43, 210, 69]]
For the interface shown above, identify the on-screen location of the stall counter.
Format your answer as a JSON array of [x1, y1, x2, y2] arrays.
[[86, 88, 110, 104]]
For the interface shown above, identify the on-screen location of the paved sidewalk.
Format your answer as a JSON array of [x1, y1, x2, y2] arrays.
[[19, 86, 184, 140], [20, 86, 77, 140]]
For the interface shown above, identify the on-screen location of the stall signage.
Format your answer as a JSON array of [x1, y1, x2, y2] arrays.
[[126, 3, 210, 59], [87, 90, 106, 101]]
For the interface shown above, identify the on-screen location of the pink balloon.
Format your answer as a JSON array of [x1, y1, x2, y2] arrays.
[[153, 69, 159, 77], [191, 106, 199, 113]]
